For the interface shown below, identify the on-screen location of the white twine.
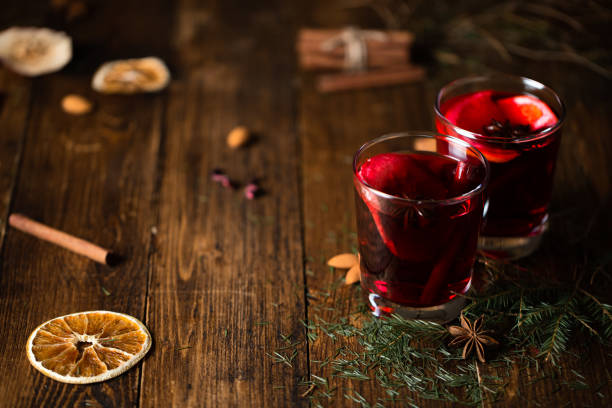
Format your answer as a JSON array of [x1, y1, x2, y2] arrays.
[[320, 27, 388, 72]]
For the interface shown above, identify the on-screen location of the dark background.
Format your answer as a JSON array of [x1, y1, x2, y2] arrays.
[[0, 0, 610, 406]]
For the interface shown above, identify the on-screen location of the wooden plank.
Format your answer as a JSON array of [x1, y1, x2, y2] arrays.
[[0, 70, 31, 249], [140, 0, 308, 406], [0, 74, 163, 405], [0, 75, 163, 406], [0, 0, 45, 279], [0, 1, 174, 406]]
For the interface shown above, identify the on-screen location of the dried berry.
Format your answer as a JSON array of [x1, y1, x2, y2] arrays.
[[244, 180, 260, 200], [211, 169, 233, 189]]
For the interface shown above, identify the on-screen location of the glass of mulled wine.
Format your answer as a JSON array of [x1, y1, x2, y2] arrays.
[[353, 132, 489, 322], [435, 75, 565, 259]]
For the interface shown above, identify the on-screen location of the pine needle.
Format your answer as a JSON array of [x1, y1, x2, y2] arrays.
[[267, 253, 612, 405]]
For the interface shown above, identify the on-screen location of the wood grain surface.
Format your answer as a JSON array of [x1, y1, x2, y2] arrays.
[[140, 1, 308, 406], [0, 77, 162, 406], [0, 0, 610, 407], [0, 70, 30, 248]]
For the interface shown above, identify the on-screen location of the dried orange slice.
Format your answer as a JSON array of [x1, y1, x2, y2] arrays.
[[26, 311, 151, 384]]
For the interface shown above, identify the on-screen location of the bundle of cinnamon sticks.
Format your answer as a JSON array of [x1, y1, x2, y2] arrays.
[[297, 27, 425, 93], [298, 28, 414, 71]]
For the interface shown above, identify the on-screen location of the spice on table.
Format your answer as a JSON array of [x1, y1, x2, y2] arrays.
[[0, 27, 72, 76], [345, 263, 360, 285], [61, 94, 93, 115], [297, 28, 414, 71], [317, 66, 426, 93], [297, 27, 424, 92], [227, 126, 250, 149], [8, 213, 122, 266], [448, 314, 498, 363], [244, 180, 260, 200], [211, 169, 233, 189], [327, 253, 358, 269], [327, 253, 361, 285]]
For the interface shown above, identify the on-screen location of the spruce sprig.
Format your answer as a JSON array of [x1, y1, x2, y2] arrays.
[[464, 266, 612, 364], [268, 257, 612, 406]]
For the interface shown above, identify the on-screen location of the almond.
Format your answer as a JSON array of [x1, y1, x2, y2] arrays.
[[327, 253, 358, 269], [345, 264, 361, 285], [227, 126, 249, 149], [61, 94, 92, 115]]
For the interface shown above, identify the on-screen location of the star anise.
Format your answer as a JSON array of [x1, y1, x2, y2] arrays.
[[483, 119, 531, 138], [448, 314, 498, 363]]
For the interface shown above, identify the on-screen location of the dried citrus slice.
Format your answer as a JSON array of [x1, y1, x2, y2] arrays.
[[26, 311, 151, 384]]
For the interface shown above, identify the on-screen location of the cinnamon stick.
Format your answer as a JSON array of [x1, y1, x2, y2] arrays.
[[298, 41, 410, 55], [297, 28, 414, 71], [419, 225, 466, 305], [316, 66, 426, 93], [299, 28, 414, 47], [8, 213, 122, 266], [299, 51, 408, 70]]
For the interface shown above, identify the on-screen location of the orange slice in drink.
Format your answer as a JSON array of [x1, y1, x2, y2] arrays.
[[496, 95, 558, 131], [26, 311, 151, 384]]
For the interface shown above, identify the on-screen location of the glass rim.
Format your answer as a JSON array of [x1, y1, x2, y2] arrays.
[[353, 131, 490, 206], [434, 74, 566, 144]]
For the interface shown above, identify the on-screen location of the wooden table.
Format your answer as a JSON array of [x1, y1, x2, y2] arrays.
[[0, 1, 610, 406]]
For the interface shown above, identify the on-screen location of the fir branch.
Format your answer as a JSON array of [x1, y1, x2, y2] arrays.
[[539, 312, 572, 363], [566, 310, 599, 337], [579, 288, 612, 323], [267, 254, 612, 406]]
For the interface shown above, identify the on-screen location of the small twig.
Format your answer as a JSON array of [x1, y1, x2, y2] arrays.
[[521, 3, 583, 31], [300, 383, 316, 398], [542, 313, 564, 362], [476, 27, 512, 61], [579, 288, 612, 323], [517, 288, 525, 328], [375, 328, 411, 358], [505, 43, 612, 79], [475, 361, 486, 402], [566, 310, 599, 337]]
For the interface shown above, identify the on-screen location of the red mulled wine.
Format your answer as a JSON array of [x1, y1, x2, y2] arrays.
[[354, 147, 487, 308], [437, 89, 560, 239], [435, 77, 565, 259]]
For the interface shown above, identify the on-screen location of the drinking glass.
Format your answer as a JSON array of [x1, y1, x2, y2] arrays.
[[353, 132, 489, 322], [435, 75, 565, 259]]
